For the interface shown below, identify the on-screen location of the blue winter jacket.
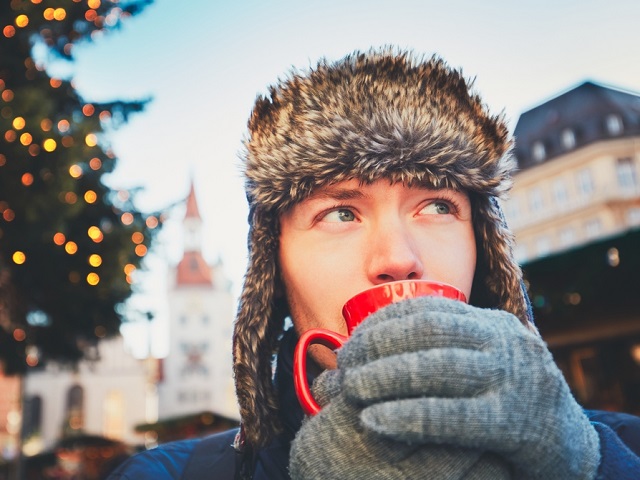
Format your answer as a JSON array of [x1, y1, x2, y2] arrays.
[[109, 329, 640, 479]]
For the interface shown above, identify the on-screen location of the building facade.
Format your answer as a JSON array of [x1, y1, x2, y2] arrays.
[[505, 81, 640, 263], [157, 182, 238, 422], [506, 81, 640, 414], [20, 335, 155, 454]]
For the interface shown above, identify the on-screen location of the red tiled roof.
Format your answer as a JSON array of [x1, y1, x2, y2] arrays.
[[175, 251, 212, 286]]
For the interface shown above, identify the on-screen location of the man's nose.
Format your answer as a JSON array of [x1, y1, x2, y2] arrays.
[[365, 222, 425, 284]]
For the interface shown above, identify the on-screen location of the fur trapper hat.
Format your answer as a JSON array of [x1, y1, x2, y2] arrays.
[[235, 47, 535, 449]]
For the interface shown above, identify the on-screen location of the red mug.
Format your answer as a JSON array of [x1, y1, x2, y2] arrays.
[[293, 280, 467, 415]]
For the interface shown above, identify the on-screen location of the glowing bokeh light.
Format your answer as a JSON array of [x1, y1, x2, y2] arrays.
[[12, 117, 25, 130], [58, 119, 70, 132], [146, 216, 159, 228], [3, 209, 15, 221], [13, 329, 26, 341], [85, 133, 98, 147], [65, 242, 78, 254], [88, 226, 104, 243], [87, 272, 100, 286], [3, 26, 16, 38], [124, 264, 136, 275], [1, 89, 14, 101], [84, 190, 97, 203], [19, 133, 32, 145], [41, 118, 52, 131], [131, 232, 144, 244], [64, 192, 77, 204], [50, 78, 62, 88], [43, 138, 57, 152], [82, 104, 95, 116], [121, 212, 134, 225], [89, 254, 102, 267], [15, 15, 29, 28], [135, 244, 148, 257], [69, 164, 83, 178], [21, 173, 34, 186], [43, 8, 55, 20], [12, 251, 26, 264], [53, 8, 67, 21], [89, 157, 102, 170], [4, 131, 16, 142], [53, 232, 66, 245]]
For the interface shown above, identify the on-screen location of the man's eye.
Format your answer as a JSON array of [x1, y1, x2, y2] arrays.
[[322, 208, 356, 222], [421, 201, 451, 215]]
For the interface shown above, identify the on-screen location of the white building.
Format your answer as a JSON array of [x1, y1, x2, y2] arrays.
[[157, 182, 238, 421], [21, 335, 155, 454]]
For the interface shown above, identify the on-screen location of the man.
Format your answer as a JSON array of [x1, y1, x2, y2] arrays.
[[109, 48, 640, 479]]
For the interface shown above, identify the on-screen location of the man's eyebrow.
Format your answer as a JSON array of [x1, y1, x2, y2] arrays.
[[309, 187, 367, 201]]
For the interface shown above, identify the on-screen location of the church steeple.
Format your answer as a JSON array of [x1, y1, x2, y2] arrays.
[[175, 181, 212, 286]]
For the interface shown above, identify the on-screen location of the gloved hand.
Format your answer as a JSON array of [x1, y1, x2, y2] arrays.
[[289, 360, 512, 479], [339, 296, 601, 480]]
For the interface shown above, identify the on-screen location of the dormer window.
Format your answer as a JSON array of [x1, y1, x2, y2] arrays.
[[561, 128, 576, 150], [532, 141, 546, 162], [605, 114, 623, 135]]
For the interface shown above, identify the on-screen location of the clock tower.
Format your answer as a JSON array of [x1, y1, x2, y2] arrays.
[[158, 181, 238, 421]]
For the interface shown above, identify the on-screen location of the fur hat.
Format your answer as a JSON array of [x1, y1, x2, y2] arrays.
[[234, 47, 535, 449]]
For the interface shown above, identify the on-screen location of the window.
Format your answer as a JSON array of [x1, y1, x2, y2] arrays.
[[66, 385, 84, 432], [535, 236, 551, 257], [103, 390, 125, 440], [585, 218, 602, 239], [576, 169, 594, 197], [528, 187, 544, 213], [559, 227, 576, 248], [561, 129, 576, 150], [532, 141, 546, 162], [617, 157, 637, 190], [605, 114, 623, 135], [626, 207, 640, 227], [553, 179, 568, 206], [22, 395, 42, 440]]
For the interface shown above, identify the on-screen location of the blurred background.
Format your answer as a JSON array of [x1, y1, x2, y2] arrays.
[[1, 0, 639, 478]]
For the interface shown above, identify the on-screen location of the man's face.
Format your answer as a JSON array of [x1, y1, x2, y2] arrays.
[[279, 179, 476, 369]]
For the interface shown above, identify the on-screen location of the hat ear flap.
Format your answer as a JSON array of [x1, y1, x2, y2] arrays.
[[470, 195, 536, 331], [233, 209, 286, 448]]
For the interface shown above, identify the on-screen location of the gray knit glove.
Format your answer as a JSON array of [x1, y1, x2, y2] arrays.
[[339, 296, 601, 480], [289, 362, 512, 479]]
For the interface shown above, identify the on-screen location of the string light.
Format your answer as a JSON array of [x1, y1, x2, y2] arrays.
[[13, 329, 26, 341], [41, 119, 52, 131], [43, 8, 55, 20], [12, 251, 26, 264], [61, 136, 74, 147], [2, 209, 15, 221], [131, 232, 144, 244], [69, 164, 83, 178], [121, 212, 133, 225], [88, 254, 102, 267], [87, 272, 100, 285], [124, 264, 136, 275], [89, 158, 102, 170], [21, 173, 34, 186], [58, 119, 70, 132], [43, 138, 57, 152], [146, 216, 159, 228], [65, 242, 78, 254], [1, 90, 14, 101], [88, 226, 103, 242], [19, 132, 32, 145], [3, 26, 16, 38], [135, 244, 147, 257], [53, 8, 67, 21], [64, 192, 77, 204], [12, 117, 25, 130], [15, 15, 29, 28], [88, 0, 102, 8], [82, 104, 95, 116], [84, 190, 97, 203], [4, 130, 17, 142], [50, 78, 62, 88], [53, 232, 66, 245], [85, 133, 97, 147]]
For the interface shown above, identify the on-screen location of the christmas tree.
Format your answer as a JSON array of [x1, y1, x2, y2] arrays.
[[0, 0, 159, 373]]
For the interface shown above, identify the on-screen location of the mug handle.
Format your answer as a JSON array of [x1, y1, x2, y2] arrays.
[[293, 328, 347, 416]]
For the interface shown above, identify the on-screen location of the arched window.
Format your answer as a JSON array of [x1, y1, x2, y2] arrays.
[[66, 385, 85, 432]]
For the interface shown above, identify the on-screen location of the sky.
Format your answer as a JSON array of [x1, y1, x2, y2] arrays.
[[53, 0, 640, 357]]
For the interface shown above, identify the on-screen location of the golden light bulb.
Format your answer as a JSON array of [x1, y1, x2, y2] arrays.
[[12, 251, 26, 264]]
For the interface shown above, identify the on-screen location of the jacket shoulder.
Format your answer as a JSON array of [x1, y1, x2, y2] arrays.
[[107, 428, 239, 480]]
